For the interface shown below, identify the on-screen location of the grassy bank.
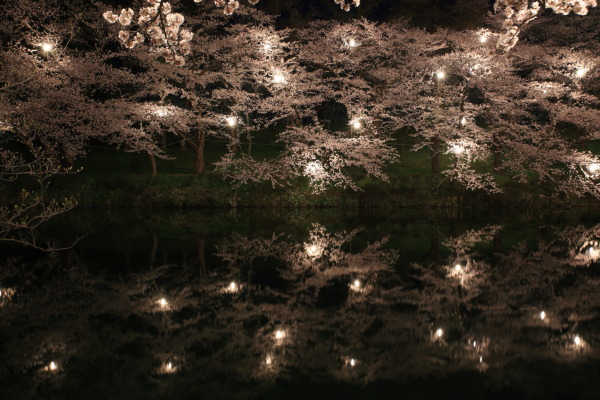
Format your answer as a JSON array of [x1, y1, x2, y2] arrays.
[[2, 141, 599, 210]]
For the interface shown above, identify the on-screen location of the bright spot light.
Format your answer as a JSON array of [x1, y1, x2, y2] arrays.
[[154, 108, 169, 118], [158, 298, 168, 308], [41, 43, 53, 53], [49, 361, 58, 371], [305, 243, 322, 258], [576, 68, 587, 78], [275, 330, 285, 340], [454, 264, 462, 272], [588, 163, 600, 174], [460, 117, 467, 126], [351, 120, 362, 130], [436, 71, 445, 80], [226, 116, 237, 127], [540, 311, 546, 321], [350, 358, 356, 367], [166, 362, 173, 371], [273, 73, 285, 83], [354, 279, 361, 288], [435, 328, 443, 338], [348, 38, 357, 47], [479, 35, 487, 43], [479, 356, 483, 363], [263, 43, 272, 51], [574, 335, 582, 346], [451, 145, 465, 155], [473, 341, 477, 347], [229, 281, 238, 292], [304, 161, 324, 177]]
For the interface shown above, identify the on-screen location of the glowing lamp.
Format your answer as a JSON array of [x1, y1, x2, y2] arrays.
[[436, 71, 445, 80], [349, 358, 356, 367], [435, 328, 443, 338], [266, 356, 273, 365], [348, 38, 357, 47], [353, 279, 361, 289], [540, 311, 546, 321], [588, 163, 600, 174], [49, 361, 58, 371], [159, 298, 168, 308], [273, 74, 285, 83], [229, 281, 237, 291], [479, 35, 487, 43], [460, 117, 467, 126], [351, 120, 362, 130], [451, 145, 465, 155], [473, 341, 477, 347], [263, 43, 272, 51], [41, 43, 53, 53], [454, 264, 462, 272], [275, 330, 285, 340], [226, 116, 237, 127], [576, 68, 587, 78], [574, 335, 582, 346]]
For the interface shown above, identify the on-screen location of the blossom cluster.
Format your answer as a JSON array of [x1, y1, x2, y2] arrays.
[[103, 1, 193, 66]]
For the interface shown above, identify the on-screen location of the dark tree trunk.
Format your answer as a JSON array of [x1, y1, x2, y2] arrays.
[[197, 238, 206, 284], [148, 153, 157, 178], [195, 130, 206, 175], [431, 136, 440, 174], [492, 133, 501, 172]]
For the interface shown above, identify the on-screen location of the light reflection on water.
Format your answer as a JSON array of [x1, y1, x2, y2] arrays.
[[1, 209, 600, 398]]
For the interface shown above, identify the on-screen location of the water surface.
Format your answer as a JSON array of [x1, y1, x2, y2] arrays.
[[1, 208, 600, 399]]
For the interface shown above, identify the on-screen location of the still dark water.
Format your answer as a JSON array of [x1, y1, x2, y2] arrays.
[[2, 208, 600, 399]]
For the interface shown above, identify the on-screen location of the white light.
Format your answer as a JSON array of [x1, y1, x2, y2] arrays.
[[263, 43, 272, 51], [226, 116, 237, 127], [460, 117, 467, 126], [588, 163, 600, 174], [540, 311, 546, 321], [229, 281, 237, 291], [351, 120, 362, 130], [275, 330, 285, 340], [41, 43, 53, 53], [348, 38, 357, 47], [266, 356, 272, 365], [154, 108, 169, 118], [479, 35, 487, 43], [473, 341, 477, 347], [435, 328, 443, 338], [305, 243, 322, 258], [436, 71, 445, 80], [353, 279, 361, 288], [349, 358, 356, 367], [159, 298, 168, 308], [273, 73, 285, 83], [451, 145, 465, 155], [576, 68, 587, 78], [454, 264, 462, 272], [304, 161, 324, 177], [479, 356, 483, 363], [574, 335, 582, 346], [166, 362, 173, 371], [49, 361, 58, 371]]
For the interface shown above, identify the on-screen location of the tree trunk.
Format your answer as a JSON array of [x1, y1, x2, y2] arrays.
[[161, 132, 167, 151], [492, 133, 501, 172], [431, 136, 440, 174], [195, 130, 206, 175], [197, 238, 206, 285], [148, 153, 157, 178]]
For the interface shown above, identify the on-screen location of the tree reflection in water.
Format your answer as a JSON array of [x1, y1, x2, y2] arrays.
[[0, 217, 599, 398]]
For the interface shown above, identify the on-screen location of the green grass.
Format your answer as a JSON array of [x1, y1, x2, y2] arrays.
[[2, 137, 599, 210]]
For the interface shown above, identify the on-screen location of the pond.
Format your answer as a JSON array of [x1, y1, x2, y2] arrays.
[[1, 208, 600, 399]]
